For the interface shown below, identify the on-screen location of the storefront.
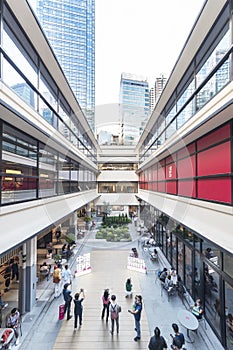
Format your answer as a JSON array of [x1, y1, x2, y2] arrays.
[[155, 212, 233, 349]]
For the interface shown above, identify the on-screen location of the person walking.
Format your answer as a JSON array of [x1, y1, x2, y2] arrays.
[[109, 294, 121, 335], [74, 289, 85, 329], [53, 264, 62, 298], [148, 327, 167, 350], [47, 242, 53, 259], [7, 308, 20, 346], [63, 283, 72, 321], [170, 323, 185, 349], [62, 264, 72, 285], [101, 289, 110, 321], [4, 263, 11, 292], [128, 295, 143, 341], [11, 257, 19, 282], [125, 278, 133, 298]]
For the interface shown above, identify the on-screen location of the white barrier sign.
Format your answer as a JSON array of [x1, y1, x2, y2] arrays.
[[127, 256, 146, 273], [75, 253, 91, 276]]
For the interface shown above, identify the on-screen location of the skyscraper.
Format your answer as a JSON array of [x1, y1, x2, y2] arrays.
[[119, 73, 149, 145], [34, 0, 95, 131], [149, 74, 167, 113]]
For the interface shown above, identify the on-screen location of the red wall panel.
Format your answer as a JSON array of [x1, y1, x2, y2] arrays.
[[178, 180, 196, 197], [178, 155, 196, 178], [178, 143, 195, 159], [158, 166, 165, 181], [158, 182, 166, 192], [152, 165, 157, 181], [166, 181, 177, 194], [197, 142, 231, 176], [197, 123, 230, 151], [197, 177, 231, 203]]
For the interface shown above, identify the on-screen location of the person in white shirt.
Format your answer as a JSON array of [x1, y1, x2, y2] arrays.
[[62, 264, 72, 285]]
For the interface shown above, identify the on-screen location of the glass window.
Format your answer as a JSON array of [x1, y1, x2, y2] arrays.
[[224, 252, 233, 279], [3, 27, 38, 86], [177, 238, 184, 281], [1, 161, 37, 204], [39, 170, 56, 198], [39, 75, 58, 113], [196, 30, 230, 88], [185, 245, 192, 293], [39, 144, 56, 166], [191, 251, 201, 300], [204, 262, 220, 338], [3, 124, 37, 161], [2, 58, 37, 109], [203, 241, 220, 268], [171, 234, 177, 270], [225, 281, 233, 350], [177, 98, 195, 129], [177, 79, 195, 111]]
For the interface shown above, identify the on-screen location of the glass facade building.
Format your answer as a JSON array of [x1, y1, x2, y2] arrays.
[[120, 73, 150, 145], [35, 0, 95, 131]]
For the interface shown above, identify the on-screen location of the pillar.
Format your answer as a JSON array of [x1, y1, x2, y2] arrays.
[[18, 238, 37, 313]]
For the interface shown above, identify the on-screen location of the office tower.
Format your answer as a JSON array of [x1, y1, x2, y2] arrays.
[[154, 74, 167, 104], [34, 0, 95, 131], [150, 75, 167, 113], [149, 86, 155, 113], [119, 73, 149, 145]]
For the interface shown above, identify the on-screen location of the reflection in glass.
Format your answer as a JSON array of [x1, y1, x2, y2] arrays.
[[204, 262, 221, 338], [3, 27, 38, 86], [2, 59, 36, 109], [225, 281, 233, 350], [185, 245, 192, 293], [224, 252, 233, 279]]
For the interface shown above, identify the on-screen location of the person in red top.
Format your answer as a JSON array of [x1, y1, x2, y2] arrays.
[[101, 288, 110, 322]]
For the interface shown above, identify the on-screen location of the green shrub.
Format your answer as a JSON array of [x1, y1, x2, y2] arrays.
[[66, 233, 75, 244], [96, 232, 104, 239]]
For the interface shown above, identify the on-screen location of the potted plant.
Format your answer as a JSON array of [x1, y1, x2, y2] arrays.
[[53, 254, 62, 264]]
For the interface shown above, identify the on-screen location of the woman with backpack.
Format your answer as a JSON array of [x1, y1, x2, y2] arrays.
[[109, 294, 121, 335]]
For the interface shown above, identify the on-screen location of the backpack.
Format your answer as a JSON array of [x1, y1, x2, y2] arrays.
[[111, 304, 120, 320]]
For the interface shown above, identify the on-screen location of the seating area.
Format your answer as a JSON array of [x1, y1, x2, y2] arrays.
[[36, 226, 77, 283]]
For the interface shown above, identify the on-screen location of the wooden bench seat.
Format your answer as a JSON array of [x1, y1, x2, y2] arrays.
[[37, 249, 48, 258]]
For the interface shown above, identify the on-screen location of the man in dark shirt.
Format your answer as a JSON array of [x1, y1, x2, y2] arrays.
[[63, 283, 72, 320], [148, 327, 167, 350], [171, 323, 185, 349]]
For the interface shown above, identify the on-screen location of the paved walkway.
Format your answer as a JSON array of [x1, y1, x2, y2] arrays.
[[3, 223, 224, 350], [53, 250, 150, 349]]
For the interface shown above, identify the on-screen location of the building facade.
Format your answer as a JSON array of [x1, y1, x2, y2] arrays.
[[33, 0, 95, 131], [149, 75, 167, 112], [0, 0, 98, 313], [119, 73, 150, 145], [137, 1, 233, 349]]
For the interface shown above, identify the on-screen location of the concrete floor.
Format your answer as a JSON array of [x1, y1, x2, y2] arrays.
[[1, 223, 225, 350]]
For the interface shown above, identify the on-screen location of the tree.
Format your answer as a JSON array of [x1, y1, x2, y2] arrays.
[[102, 201, 111, 219]]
